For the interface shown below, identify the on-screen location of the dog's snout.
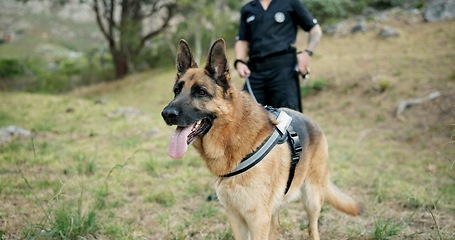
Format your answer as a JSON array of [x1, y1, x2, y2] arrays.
[[162, 106, 179, 124]]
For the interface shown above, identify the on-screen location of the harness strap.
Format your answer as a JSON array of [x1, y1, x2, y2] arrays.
[[220, 108, 303, 196], [221, 111, 292, 178], [265, 107, 303, 194], [221, 130, 280, 177], [284, 125, 302, 194]]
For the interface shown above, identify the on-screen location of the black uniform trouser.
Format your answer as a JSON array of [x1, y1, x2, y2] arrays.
[[244, 52, 302, 112]]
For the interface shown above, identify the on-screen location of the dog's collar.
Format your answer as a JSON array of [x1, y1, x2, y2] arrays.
[[221, 110, 292, 178]]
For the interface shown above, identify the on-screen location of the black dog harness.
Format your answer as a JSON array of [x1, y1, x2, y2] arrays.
[[221, 107, 302, 195]]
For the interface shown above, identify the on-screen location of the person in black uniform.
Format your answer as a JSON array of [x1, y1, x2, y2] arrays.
[[234, 0, 322, 112]]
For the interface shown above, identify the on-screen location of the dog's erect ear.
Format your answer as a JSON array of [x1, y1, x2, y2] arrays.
[[176, 39, 198, 76], [205, 39, 230, 91]]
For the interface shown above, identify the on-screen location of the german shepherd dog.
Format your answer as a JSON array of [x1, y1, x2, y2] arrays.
[[162, 39, 361, 240]]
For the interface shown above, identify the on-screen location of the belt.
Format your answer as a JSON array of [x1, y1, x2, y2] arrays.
[[248, 52, 296, 71]]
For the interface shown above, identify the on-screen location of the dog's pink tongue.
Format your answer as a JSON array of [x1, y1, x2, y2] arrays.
[[168, 126, 192, 158]]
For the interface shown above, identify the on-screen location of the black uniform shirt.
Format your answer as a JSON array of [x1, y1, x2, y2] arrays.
[[237, 0, 318, 60]]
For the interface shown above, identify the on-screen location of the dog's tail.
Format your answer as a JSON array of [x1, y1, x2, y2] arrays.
[[325, 181, 362, 216]]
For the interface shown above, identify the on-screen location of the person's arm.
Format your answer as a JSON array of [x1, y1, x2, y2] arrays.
[[291, 0, 322, 74], [234, 40, 251, 77], [306, 24, 322, 52], [297, 24, 322, 74]]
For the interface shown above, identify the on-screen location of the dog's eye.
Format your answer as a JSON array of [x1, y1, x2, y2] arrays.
[[197, 89, 207, 96], [174, 82, 184, 96], [191, 84, 210, 98], [174, 87, 181, 96]]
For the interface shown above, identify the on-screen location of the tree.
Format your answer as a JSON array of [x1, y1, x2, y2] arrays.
[[92, 0, 176, 79], [174, 0, 241, 64], [17, 0, 177, 79]]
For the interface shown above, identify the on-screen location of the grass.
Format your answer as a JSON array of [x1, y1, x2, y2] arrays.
[[16, 140, 128, 239], [300, 78, 327, 97], [23, 193, 100, 239], [372, 218, 405, 240], [19, 172, 98, 239], [1, 16, 454, 240]]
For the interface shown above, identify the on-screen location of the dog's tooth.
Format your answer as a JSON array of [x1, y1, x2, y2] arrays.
[[191, 121, 201, 133]]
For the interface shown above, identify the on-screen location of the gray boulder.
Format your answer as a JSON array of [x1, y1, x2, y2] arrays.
[[424, 0, 455, 22]]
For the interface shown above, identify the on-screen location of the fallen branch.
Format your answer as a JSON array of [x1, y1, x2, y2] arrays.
[[396, 91, 441, 117]]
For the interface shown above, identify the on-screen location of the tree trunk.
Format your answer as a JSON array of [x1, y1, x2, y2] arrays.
[[92, 0, 176, 80], [113, 51, 129, 79]]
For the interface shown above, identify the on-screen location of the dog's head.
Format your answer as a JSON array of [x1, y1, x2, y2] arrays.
[[161, 39, 232, 158]]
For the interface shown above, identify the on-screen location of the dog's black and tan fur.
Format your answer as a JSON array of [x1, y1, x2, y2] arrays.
[[162, 39, 361, 240]]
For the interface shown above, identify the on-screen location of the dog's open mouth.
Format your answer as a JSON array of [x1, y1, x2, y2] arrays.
[[167, 118, 212, 159]]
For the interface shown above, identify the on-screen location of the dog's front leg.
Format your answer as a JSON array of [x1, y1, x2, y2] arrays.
[[268, 210, 280, 239], [244, 212, 272, 240], [226, 210, 250, 240]]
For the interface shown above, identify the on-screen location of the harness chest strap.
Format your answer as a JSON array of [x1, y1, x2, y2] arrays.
[[284, 125, 302, 194], [220, 110, 303, 195]]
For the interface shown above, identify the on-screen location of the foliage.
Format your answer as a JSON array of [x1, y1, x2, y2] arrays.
[[368, 0, 408, 9], [305, 0, 407, 23], [0, 59, 24, 78], [171, 0, 242, 63], [137, 35, 178, 69], [136, 0, 242, 68], [0, 52, 114, 93], [305, 0, 355, 23]]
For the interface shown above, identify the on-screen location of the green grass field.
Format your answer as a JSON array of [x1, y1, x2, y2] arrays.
[[1, 17, 454, 239]]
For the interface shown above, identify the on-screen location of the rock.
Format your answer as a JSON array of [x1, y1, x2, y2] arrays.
[[351, 20, 368, 33], [0, 125, 31, 143], [379, 26, 400, 38], [423, 0, 455, 22], [323, 20, 350, 36]]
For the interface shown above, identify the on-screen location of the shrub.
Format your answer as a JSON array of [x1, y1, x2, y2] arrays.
[[305, 0, 407, 23], [2, 51, 115, 93], [305, 0, 351, 24], [0, 58, 24, 78], [368, 0, 407, 9]]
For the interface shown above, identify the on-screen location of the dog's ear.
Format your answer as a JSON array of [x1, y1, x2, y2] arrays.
[[205, 39, 230, 91], [176, 39, 198, 76]]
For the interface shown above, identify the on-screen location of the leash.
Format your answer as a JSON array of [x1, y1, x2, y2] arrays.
[[245, 76, 257, 103]]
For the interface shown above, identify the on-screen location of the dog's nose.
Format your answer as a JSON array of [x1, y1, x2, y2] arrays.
[[162, 107, 179, 124]]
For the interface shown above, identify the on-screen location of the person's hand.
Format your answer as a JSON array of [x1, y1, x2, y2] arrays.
[[297, 51, 311, 75], [236, 62, 251, 78]]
